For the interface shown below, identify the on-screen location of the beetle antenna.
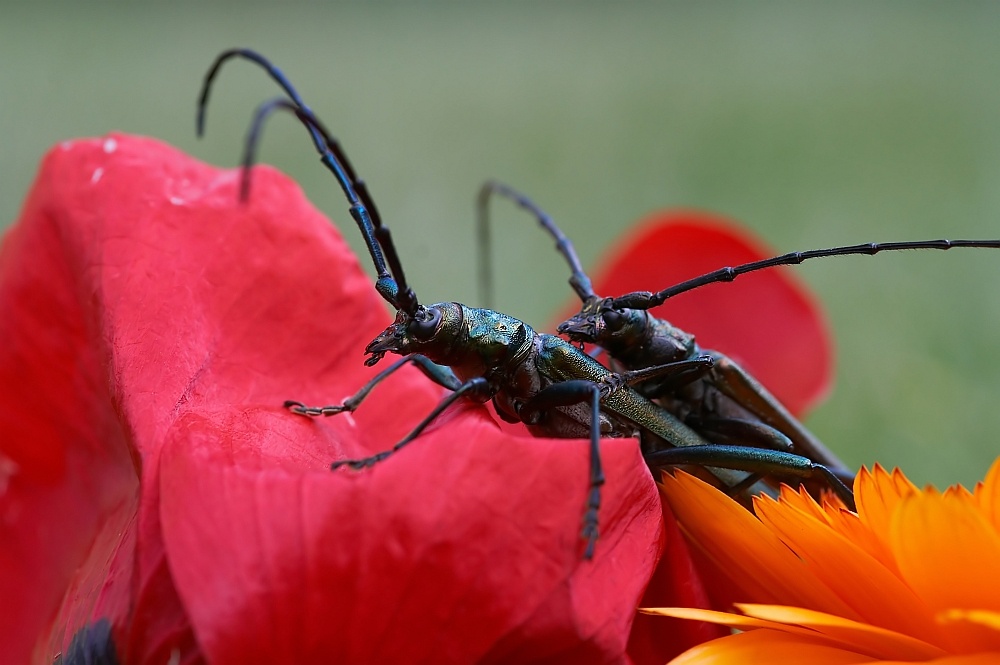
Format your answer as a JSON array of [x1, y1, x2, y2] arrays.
[[198, 49, 383, 229], [476, 180, 596, 307], [240, 96, 400, 306], [374, 225, 421, 317], [610, 238, 1000, 310]]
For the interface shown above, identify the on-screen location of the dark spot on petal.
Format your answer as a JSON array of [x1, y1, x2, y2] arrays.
[[53, 619, 120, 665]]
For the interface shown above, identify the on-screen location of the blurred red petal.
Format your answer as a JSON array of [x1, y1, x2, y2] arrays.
[[0, 141, 139, 664], [570, 211, 833, 416], [3, 134, 666, 663]]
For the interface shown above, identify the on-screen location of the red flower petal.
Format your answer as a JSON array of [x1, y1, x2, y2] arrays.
[[120, 461, 202, 665], [3, 134, 669, 663], [627, 495, 727, 665], [159, 412, 660, 664], [0, 142, 139, 664], [578, 211, 833, 416]]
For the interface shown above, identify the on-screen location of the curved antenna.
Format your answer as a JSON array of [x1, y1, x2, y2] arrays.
[[610, 238, 1000, 310], [197, 48, 383, 230], [476, 180, 596, 307], [241, 97, 404, 307]]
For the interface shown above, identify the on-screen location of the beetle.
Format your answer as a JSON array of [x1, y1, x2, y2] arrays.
[[477, 180, 1000, 491], [198, 48, 857, 558]]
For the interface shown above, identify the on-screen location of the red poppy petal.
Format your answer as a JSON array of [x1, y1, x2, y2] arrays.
[[568, 210, 833, 416], [0, 142, 139, 663], [0, 133, 450, 661], [120, 461, 203, 665], [52, 135, 426, 458], [159, 407, 661, 664], [627, 495, 727, 665], [10, 134, 666, 662]]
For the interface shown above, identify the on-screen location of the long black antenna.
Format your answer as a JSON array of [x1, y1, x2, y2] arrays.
[[374, 225, 420, 317], [610, 239, 1000, 310], [239, 96, 401, 307], [476, 180, 596, 307], [197, 48, 382, 230]]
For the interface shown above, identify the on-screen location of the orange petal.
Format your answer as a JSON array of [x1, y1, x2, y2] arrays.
[[974, 458, 1000, 533], [647, 604, 944, 660], [754, 492, 945, 645], [668, 630, 874, 665], [775, 484, 832, 523], [937, 610, 1000, 653], [877, 655, 1000, 665], [736, 603, 947, 661], [772, 486, 880, 563], [855, 465, 919, 564], [891, 491, 1000, 613], [856, 465, 920, 520], [941, 609, 1000, 632], [944, 484, 977, 503], [823, 508, 895, 574], [659, 472, 858, 617], [643, 606, 827, 641]]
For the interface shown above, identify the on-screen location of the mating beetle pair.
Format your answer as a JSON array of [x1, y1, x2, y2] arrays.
[[198, 49, 1000, 559]]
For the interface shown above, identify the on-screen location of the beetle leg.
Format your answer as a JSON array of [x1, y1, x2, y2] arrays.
[[645, 444, 855, 511], [704, 351, 854, 483], [331, 377, 492, 470], [685, 416, 794, 453], [286, 354, 460, 416], [520, 380, 606, 559]]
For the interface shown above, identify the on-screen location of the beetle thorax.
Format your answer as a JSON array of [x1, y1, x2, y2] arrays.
[[448, 306, 533, 379]]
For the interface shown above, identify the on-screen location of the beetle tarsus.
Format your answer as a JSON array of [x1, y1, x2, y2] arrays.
[[284, 400, 350, 417]]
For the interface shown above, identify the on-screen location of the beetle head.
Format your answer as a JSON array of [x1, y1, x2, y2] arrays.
[[365, 302, 463, 366], [558, 297, 648, 351]]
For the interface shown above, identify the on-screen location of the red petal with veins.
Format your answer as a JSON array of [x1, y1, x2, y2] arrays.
[[582, 211, 833, 416], [2, 134, 673, 664]]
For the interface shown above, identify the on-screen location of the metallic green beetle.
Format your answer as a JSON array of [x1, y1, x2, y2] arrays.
[[199, 49, 856, 559]]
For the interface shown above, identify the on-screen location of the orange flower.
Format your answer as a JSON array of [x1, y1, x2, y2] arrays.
[[648, 462, 1000, 664]]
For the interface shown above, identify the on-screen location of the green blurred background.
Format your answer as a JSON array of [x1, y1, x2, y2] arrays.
[[3, 2, 1000, 488]]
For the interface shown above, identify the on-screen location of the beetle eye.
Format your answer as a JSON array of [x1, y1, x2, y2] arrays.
[[409, 307, 441, 340], [601, 309, 624, 331]]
